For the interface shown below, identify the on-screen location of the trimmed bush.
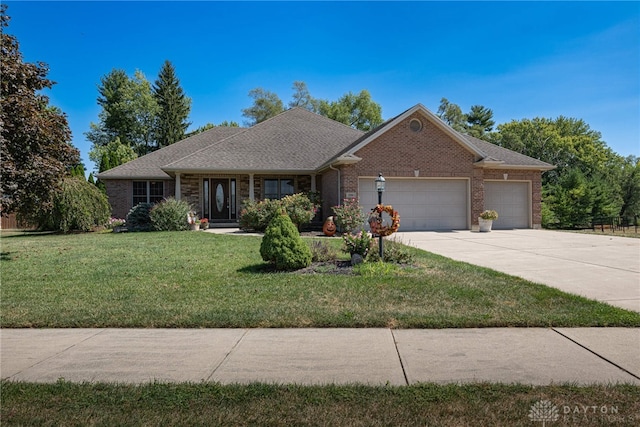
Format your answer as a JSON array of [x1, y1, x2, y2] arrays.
[[126, 203, 153, 232], [35, 177, 111, 233], [150, 198, 191, 231], [260, 213, 312, 271]]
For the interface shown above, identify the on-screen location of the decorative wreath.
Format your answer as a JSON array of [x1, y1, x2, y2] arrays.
[[368, 204, 400, 237]]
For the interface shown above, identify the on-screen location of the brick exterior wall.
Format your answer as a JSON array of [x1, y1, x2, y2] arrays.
[[334, 112, 544, 228], [104, 179, 172, 219]]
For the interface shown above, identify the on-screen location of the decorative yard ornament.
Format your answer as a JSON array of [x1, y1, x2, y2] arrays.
[[322, 216, 337, 236], [368, 204, 401, 237]]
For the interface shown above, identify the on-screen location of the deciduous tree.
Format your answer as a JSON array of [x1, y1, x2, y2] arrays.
[[242, 88, 284, 125], [0, 5, 80, 218]]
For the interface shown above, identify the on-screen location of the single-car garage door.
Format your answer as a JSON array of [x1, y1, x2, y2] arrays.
[[484, 181, 530, 229], [358, 178, 468, 231]]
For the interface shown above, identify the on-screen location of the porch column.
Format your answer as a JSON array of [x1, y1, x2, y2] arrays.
[[175, 173, 181, 200], [249, 173, 255, 201], [310, 174, 317, 192]]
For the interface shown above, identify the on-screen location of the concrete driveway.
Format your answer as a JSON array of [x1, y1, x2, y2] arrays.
[[395, 229, 640, 312]]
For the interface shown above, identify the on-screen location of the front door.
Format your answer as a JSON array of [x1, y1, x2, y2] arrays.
[[210, 179, 230, 220]]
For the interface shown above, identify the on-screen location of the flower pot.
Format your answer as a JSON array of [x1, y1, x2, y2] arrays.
[[190, 223, 199, 231], [478, 218, 493, 232]]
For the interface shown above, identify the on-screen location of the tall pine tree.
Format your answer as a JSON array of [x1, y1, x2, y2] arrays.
[[152, 60, 191, 148]]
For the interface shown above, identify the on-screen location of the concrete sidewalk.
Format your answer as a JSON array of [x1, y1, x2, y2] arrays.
[[2, 328, 639, 385]]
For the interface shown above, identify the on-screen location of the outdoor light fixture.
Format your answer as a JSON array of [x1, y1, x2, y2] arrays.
[[375, 172, 386, 200], [375, 172, 385, 260]]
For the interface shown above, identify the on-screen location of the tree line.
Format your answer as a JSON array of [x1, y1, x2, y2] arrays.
[[435, 98, 639, 227]]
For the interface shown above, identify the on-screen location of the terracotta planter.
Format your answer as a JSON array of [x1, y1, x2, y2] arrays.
[[478, 218, 493, 232]]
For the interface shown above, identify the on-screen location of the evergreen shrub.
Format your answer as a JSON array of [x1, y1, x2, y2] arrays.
[[126, 203, 153, 232], [260, 213, 312, 271]]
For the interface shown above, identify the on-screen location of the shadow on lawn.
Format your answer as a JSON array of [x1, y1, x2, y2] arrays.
[[237, 263, 277, 274]]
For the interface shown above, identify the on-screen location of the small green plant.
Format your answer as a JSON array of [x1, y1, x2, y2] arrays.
[[480, 210, 499, 220], [260, 213, 312, 271], [150, 198, 191, 231], [126, 203, 154, 232], [332, 198, 367, 233], [354, 261, 401, 277], [366, 238, 415, 264], [309, 240, 338, 262], [342, 231, 373, 257]]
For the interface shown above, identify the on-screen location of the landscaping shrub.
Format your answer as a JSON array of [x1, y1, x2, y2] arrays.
[[239, 198, 281, 232], [342, 231, 374, 257], [35, 177, 111, 233], [332, 198, 367, 233], [281, 193, 317, 229], [126, 203, 153, 232], [240, 193, 317, 232], [150, 198, 191, 231], [309, 240, 338, 262], [260, 213, 312, 271], [366, 237, 415, 264]]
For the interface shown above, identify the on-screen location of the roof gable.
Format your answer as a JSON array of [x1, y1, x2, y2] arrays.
[[325, 104, 486, 165]]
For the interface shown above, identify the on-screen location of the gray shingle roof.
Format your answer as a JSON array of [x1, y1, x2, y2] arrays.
[[462, 134, 555, 170], [97, 127, 245, 179], [163, 108, 364, 173]]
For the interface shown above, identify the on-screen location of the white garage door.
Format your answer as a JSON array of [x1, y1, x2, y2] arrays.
[[358, 178, 468, 231], [484, 181, 530, 229]]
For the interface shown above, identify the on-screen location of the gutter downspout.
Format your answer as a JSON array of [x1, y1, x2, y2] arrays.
[[329, 164, 341, 205]]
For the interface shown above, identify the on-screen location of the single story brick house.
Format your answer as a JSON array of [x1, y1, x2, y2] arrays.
[[98, 104, 554, 230]]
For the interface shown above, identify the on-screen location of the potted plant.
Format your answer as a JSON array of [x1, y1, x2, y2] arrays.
[[188, 211, 199, 231], [199, 218, 209, 230], [479, 210, 498, 232]]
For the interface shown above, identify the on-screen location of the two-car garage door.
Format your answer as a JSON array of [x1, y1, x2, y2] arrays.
[[358, 178, 468, 231]]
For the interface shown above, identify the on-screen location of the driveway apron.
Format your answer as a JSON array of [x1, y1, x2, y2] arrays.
[[395, 229, 640, 312]]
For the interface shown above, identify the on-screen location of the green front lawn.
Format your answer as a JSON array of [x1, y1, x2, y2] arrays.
[[2, 231, 638, 328]]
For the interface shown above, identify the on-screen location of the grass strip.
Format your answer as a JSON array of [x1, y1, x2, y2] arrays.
[[2, 381, 639, 426]]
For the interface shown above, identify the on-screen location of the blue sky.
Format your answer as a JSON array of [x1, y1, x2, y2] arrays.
[[5, 1, 639, 174]]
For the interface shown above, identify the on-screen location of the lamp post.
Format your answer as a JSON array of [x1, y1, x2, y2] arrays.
[[375, 173, 386, 261]]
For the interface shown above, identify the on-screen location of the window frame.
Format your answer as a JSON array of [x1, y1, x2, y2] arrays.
[[263, 178, 295, 200], [132, 180, 164, 206]]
